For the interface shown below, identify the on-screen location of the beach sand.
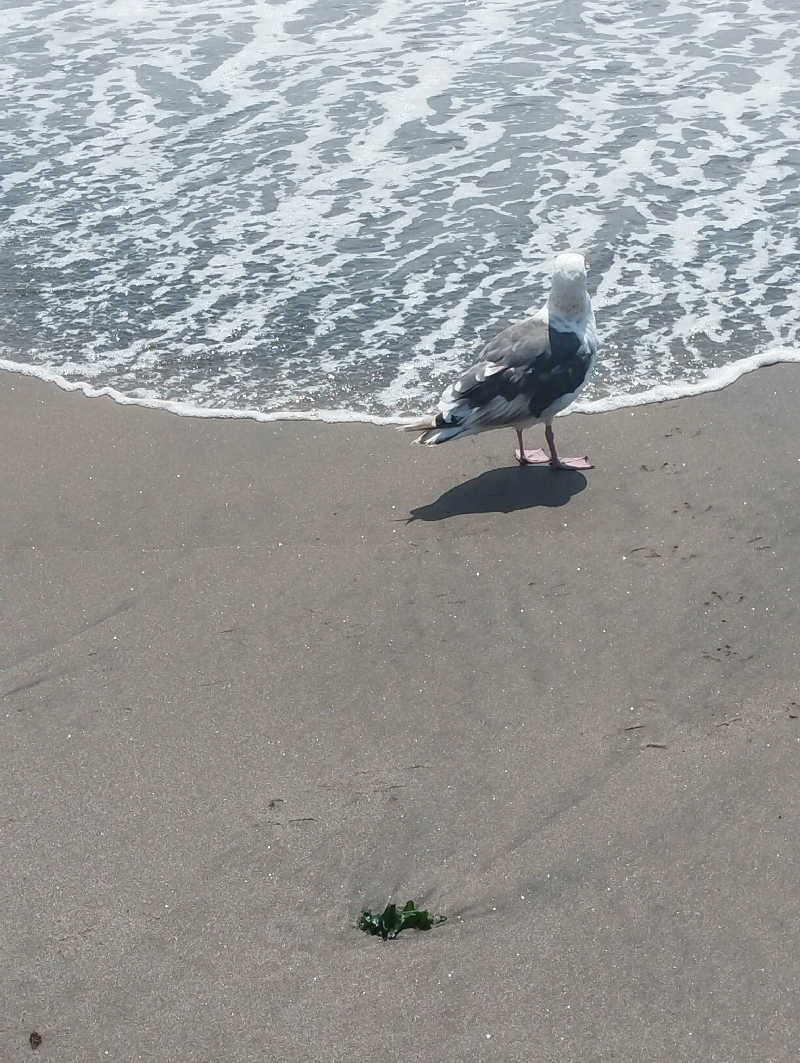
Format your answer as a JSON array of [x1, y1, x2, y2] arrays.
[[2, 366, 799, 1061]]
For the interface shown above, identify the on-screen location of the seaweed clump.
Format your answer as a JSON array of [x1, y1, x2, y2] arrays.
[[358, 900, 446, 940]]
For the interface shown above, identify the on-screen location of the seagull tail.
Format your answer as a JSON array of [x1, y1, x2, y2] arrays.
[[399, 415, 436, 434], [397, 415, 467, 445]]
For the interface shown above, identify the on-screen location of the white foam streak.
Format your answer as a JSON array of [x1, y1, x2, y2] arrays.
[[199, 0, 314, 96], [574, 348, 800, 415], [0, 359, 401, 424], [4, 349, 799, 426]]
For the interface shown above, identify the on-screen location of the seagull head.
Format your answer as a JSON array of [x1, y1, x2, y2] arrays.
[[549, 252, 590, 319], [553, 251, 587, 285]]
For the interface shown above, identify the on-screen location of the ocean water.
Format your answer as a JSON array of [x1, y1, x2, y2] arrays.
[[1, 0, 798, 422]]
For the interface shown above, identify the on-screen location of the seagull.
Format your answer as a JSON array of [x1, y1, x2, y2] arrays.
[[404, 252, 597, 469]]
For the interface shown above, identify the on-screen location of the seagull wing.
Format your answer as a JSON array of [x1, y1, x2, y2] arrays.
[[436, 317, 553, 431], [437, 314, 586, 431], [429, 315, 593, 435], [480, 315, 550, 368]]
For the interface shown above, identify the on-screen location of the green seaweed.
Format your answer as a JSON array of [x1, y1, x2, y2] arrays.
[[358, 900, 446, 940]]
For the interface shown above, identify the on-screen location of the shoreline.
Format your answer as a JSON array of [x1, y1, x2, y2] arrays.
[[3, 364, 800, 1061], [2, 342, 799, 426]]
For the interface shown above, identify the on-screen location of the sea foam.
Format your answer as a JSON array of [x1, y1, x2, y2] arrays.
[[3, 347, 799, 426], [1, 0, 798, 420]]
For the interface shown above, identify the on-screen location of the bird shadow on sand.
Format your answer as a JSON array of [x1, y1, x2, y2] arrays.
[[408, 465, 587, 521]]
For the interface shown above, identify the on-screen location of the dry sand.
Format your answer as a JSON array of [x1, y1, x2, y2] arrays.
[[2, 366, 799, 1061]]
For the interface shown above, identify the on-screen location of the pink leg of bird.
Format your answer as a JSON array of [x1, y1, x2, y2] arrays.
[[544, 424, 593, 470], [514, 428, 549, 465]]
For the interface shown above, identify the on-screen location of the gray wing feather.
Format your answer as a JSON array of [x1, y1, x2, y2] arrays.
[[433, 317, 551, 433], [479, 316, 550, 368]]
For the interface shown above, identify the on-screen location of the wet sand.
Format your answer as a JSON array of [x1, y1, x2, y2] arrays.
[[2, 366, 799, 1061]]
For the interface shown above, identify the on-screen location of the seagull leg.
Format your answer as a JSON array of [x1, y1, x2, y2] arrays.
[[514, 428, 548, 465], [545, 424, 593, 470]]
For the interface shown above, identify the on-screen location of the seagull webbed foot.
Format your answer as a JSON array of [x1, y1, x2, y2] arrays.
[[548, 455, 593, 470], [515, 447, 549, 465]]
